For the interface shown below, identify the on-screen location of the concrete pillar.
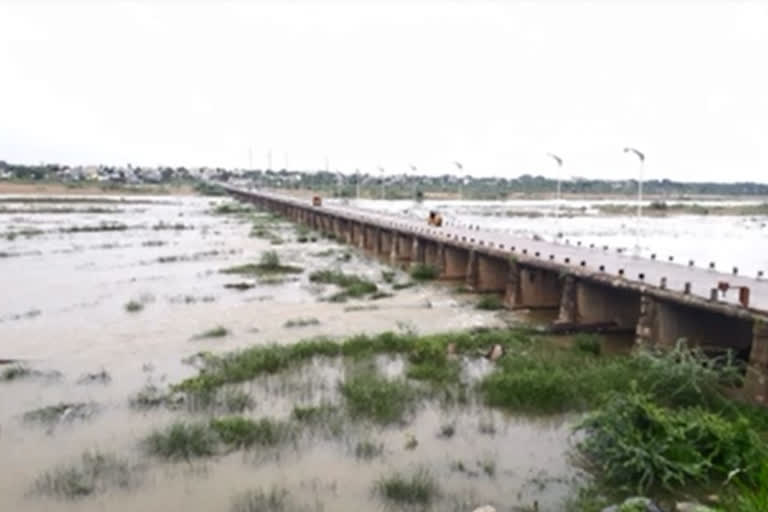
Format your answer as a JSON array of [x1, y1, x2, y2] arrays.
[[745, 320, 768, 405], [635, 294, 659, 347], [411, 237, 426, 265], [557, 275, 579, 324], [466, 250, 479, 289], [443, 246, 470, 280], [503, 262, 521, 307]]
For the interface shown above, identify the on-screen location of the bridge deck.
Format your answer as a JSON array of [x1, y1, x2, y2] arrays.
[[232, 187, 768, 315]]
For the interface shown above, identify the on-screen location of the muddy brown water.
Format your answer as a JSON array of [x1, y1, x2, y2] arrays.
[[1, 194, 582, 511]]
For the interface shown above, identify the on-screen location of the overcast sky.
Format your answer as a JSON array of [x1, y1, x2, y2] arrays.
[[1, 1, 766, 182]]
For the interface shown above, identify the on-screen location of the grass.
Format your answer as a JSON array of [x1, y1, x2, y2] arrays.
[[309, 269, 378, 300], [221, 389, 254, 413], [60, 222, 129, 233], [476, 294, 504, 310], [373, 468, 441, 506], [220, 251, 303, 276], [33, 452, 139, 499], [409, 263, 439, 281], [727, 460, 768, 511], [230, 487, 290, 512], [283, 317, 320, 328], [194, 326, 229, 339], [143, 422, 219, 459], [209, 417, 286, 448], [310, 249, 335, 257], [392, 281, 416, 290], [355, 440, 383, 460], [439, 423, 456, 438], [129, 384, 171, 410], [224, 281, 255, 291], [340, 373, 418, 424], [172, 328, 534, 394], [573, 333, 602, 356], [124, 300, 143, 312], [291, 403, 337, 424], [212, 202, 254, 215], [381, 270, 396, 283]]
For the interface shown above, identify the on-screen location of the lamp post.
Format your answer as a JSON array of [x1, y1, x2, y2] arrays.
[[546, 153, 563, 217], [454, 161, 463, 199], [409, 164, 418, 201], [377, 166, 385, 199], [624, 147, 645, 254], [355, 168, 361, 200]]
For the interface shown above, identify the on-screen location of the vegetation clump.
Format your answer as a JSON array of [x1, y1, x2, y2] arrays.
[[143, 422, 218, 459], [355, 440, 383, 460], [373, 468, 441, 506], [283, 317, 320, 328], [230, 487, 291, 512], [309, 269, 377, 300], [213, 202, 254, 215], [576, 388, 766, 493], [221, 251, 303, 276], [476, 294, 504, 310], [194, 325, 229, 339], [24, 402, 99, 425], [210, 417, 286, 448], [340, 373, 417, 424], [124, 300, 143, 312], [409, 263, 439, 281], [2, 364, 32, 381], [33, 452, 140, 500], [291, 403, 337, 424], [573, 333, 602, 356]]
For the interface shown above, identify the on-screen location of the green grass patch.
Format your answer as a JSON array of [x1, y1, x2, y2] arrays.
[[291, 403, 337, 424], [573, 333, 602, 356], [409, 263, 439, 281], [355, 440, 383, 460], [143, 422, 218, 459], [212, 202, 254, 215], [124, 300, 143, 312], [476, 294, 504, 310], [220, 251, 303, 276], [381, 270, 396, 283], [309, 269, 378, 300], [24, 402, 98, 425], [373, 468, 441, 507], [230, 487, 290, 512], [33, 452, 140, 499], [340, 373, 418, 424], [392, 281, 416, 290], [209, 417, 286, 448], [1, 364, 31, 381], [194, 326, 229, 339]]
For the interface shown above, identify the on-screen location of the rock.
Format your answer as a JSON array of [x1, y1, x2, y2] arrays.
[[485, 344, 504, 361], [676, 503, 719, 512], [472, 506, 496, 512], [601, 497, 663, 512]]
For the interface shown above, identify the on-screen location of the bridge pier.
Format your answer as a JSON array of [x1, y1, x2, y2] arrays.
[[443, 246, 469, 281], [557, 278, 641, 330], [745, 322, 768, 404], [507, 267, 562, 309]]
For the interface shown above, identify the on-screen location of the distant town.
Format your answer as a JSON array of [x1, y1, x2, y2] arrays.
[[1, 159, 767, 199]]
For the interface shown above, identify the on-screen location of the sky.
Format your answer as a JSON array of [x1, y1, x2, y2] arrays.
[[0, 1, 767, 182]]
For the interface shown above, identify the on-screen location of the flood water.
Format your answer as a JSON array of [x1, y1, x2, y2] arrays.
[[0, 193, 581, 511], [348, 198, 768, 278]]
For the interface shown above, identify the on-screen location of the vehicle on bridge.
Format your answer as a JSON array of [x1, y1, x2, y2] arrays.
[[312, 195, 322, 207], [428, 210, 443, 227]]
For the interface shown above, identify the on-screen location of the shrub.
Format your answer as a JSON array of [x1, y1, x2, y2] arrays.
[[355, 440, 383, 460], [230, 487, 289, 512], [575, 388, 767, 493], [195, 326, 229, 339], [309, 269, 377, 299], [373, 468, 441, 506]]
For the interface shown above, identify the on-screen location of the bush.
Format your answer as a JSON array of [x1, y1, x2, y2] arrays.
[[230, 487, 289, 512], [575, 388, 767, 493], [309, 269, 377, 299], [409, 263, 439, 281], [195, 326, 229, 339], [124, 300, 143, 313]]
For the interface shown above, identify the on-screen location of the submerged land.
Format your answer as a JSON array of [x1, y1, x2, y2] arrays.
[[0, 185, 767, 511]]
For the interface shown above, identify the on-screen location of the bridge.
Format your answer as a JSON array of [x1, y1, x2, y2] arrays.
[[221, 184, 768, 405]]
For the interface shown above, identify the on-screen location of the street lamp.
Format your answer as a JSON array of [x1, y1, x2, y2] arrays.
[[453, 161, 463, 199], [377, 166, 386, 199], [355, 168, 361, 200], [546, 153, 564, 218], [409, 164, 418, 201], [624, 147, 645, 254]]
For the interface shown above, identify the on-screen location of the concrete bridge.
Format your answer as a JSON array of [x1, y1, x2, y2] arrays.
[[222, 185, 768, 404]]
